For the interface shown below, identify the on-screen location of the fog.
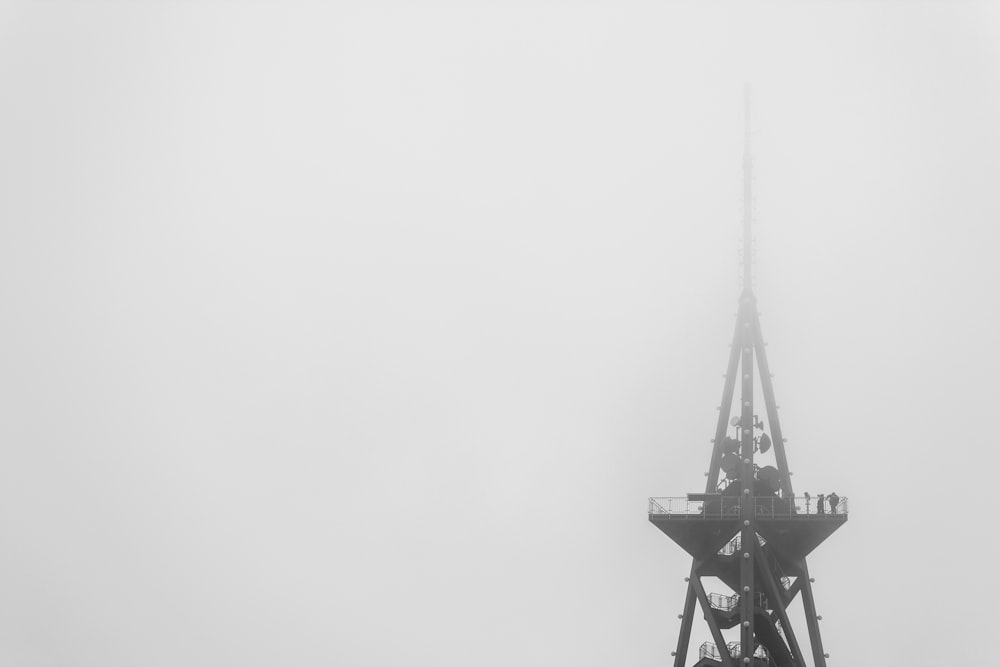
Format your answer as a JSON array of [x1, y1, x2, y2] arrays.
[[0, 1, 997, 665]]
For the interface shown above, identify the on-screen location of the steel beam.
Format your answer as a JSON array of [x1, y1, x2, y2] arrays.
[[799, 561, 827, 667], [753, 314, 794, 498], [672, 571, 698, 667], [692, 575, 736, 667], [707, 318, 742, 492], [739, 295, 756, 664], [755, 542, 805, 666]]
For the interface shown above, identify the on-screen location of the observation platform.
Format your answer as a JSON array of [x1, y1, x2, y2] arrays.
[[648, 495, 847, 566]]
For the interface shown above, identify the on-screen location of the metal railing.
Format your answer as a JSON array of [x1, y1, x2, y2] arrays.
[[698, 641, 769, 661], [707, 591, 769, 612], [647, 496, 740, 517], [718, 533, 766, 556], [699, 642, 724, 661], [649, 495, 848, 518], [756, 495, 849, 517], [698, 642, 723, 661], [729, 642, 769, 660], [707, 592, 739, 612]]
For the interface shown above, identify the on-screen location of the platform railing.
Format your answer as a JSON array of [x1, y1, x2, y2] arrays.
[[699, 642, 723, 660], [648, 495, 848, 518], [698, 641, 769, 661], [757, 495, 849, 517], [728, 641, 769, 660], [707, 591, 769, 612], [647, 496, 739, 517], [707, 592, 739, 611], [718, 532, 766, 556]]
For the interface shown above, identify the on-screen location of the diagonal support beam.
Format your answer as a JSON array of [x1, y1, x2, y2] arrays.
[[692, 575, 736, 667], [753, 314, 794, 498], [707, 318, 743, 492], [799, 561, 828, 667], [755, 543, 806, 666], [672, 569, 698, 667], [786, 576, 804, 603]]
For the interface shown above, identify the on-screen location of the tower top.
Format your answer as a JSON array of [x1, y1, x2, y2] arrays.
[[742, 84, 753, 295]]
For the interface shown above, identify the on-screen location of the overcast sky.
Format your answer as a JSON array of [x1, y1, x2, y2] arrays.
[[0, 1, 998, 666]]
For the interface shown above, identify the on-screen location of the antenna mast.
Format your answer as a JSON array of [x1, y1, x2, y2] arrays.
[[743, 84, 753, 294]]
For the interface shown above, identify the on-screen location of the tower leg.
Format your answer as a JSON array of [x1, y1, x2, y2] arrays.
[[673, 572, 697, 667], [707, 319, 742, 491], [799, 562, 827, 667]]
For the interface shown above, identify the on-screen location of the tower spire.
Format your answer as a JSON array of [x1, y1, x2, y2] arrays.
[[743, 83, 753, 294]]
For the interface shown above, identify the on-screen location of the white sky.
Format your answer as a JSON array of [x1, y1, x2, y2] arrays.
[[0, 1, 998, 666]]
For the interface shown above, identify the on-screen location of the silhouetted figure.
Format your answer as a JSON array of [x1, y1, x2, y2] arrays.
[[804, 491, 811, 514], [828, 492, 840, 515], [817, 493, 825, 515]]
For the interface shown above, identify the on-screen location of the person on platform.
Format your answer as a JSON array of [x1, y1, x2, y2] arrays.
[[828, 491, 840, 515], [817, 493, 825, 515], [803, 491, 811, 514]]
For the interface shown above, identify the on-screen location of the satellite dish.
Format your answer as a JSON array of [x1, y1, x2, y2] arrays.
[[720, 454, 740, 479], [758, 433, 772, 454], [722, 436, 740, 454], [756, 465, 781, 492], [730, 416, 741, 427]]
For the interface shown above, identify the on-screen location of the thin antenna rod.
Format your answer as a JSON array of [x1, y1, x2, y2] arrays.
[[742, 84, 753, 293]]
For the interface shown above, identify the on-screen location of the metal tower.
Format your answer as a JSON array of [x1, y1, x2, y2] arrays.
[[648, 88, 847, 667]]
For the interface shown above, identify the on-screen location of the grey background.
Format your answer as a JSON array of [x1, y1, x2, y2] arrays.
[[0, 1, 997, 666]]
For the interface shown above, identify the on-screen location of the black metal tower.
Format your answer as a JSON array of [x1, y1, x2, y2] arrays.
[[648, 88, 847, 667]]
